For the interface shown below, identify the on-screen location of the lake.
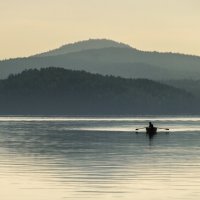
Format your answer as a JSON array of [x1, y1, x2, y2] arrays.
[[0, 116, 200, 200]]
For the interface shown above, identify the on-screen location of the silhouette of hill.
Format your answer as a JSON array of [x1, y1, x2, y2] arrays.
[[0, 67, 197, 115], [34, 39, 131, 57], [1, 39, 200, 80], [164, 79, 200, 98]]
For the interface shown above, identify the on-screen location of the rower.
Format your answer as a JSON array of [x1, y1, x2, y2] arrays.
[[149, 122, 154, 129]]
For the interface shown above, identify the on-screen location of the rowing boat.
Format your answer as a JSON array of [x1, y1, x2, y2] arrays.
[[146, 127, 157, 134]]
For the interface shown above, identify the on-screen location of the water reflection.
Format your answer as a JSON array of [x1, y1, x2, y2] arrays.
[[0, 117, 199, 200], [147, 132, 157, 143]]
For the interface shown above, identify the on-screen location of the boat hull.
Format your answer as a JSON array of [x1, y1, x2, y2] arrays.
[[146, 127, 157, 134]]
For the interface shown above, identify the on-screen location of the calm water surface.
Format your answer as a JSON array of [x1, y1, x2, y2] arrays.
[[0, 116, 200, 200]]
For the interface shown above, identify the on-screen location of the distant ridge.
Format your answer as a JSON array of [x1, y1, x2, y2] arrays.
[[0, 38, 200, 80], [35, 39, 131, 57]]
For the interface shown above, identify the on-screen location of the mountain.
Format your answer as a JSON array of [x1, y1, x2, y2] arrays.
[[0, 67, 197, 115], [163, 79, 200, 98], [34, 39, 131, 57], [0, 39, 200, 80]]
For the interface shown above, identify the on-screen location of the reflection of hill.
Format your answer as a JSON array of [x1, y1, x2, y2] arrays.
[[0, 119, 199, 200], [0, 122, 196, 175], [0, 67, 197, 115], [0, 123, 151, 170]]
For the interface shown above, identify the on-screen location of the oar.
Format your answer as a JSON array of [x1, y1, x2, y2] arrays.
[[157, 127, 169, 131], [135, 127, 146, 131]]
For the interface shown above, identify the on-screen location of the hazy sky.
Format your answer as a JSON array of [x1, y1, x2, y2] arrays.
[[1, 0, 200, 59]]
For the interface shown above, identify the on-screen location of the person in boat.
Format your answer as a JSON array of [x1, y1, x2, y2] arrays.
[[149, 122, 154, 129]]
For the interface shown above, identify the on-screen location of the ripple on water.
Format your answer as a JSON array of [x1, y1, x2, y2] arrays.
[[0, 116, 200, 200]]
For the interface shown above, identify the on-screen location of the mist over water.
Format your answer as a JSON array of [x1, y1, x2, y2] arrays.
[[0, 116, 200, 200]]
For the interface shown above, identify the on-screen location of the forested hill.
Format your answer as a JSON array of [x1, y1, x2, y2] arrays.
[[0, 67, 198, 115]]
